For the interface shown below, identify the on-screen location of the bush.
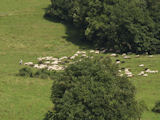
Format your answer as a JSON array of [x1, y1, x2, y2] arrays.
[[34, 69, 58, 79], [152, 101, 160, 113], [19, 67, 33, 77], [44, 56, 145, 120], [47, 0, 160, 54], [19, 67, 58, 79]]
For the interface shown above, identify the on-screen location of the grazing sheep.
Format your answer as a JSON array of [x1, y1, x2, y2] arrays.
[[81, 54, 87, 57], [74, 54, 79, 57], [59, 56, 68, 60], [95, 50, 100, 54], [116, 61, 121, 64], [90, 50, 95, 53], [127, 74, 133, 78], [118, 70, 122, 72], [148, 55, 153, 58], [70, 56, 75, 59], [81, 51, 86, 54], [138, 71, 145, 76], [76, 51, 81, 54], [44, 61, 50, 65], [37, 57, 43, 61], [135, 55, 140, 58], [47, 65, 64, 71], [24, 62, 33, 66], [110, 53, 117, 57], [123, 56, 131, 59], [122, 53, 127, 56], [139, 64, 144, 67], [51, 61, 59, 65], [145, 69, 158, 73], [124, 68, 133, 77], [51, 58, 59, 61]]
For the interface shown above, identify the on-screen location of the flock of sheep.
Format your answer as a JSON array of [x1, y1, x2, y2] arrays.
[[22, 50, 159, 78], [23, 50, 97, 71], [110, 53, 159, 77]]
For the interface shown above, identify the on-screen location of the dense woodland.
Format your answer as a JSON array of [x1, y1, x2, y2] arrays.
[[47, 0, 160, 54]]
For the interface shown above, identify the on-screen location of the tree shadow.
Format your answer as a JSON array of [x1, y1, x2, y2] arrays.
[[43, 12, 93, 50]]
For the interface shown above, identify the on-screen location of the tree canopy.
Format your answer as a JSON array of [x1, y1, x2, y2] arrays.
[[44, 56, 145, 120], [47, 0, 160, 54]]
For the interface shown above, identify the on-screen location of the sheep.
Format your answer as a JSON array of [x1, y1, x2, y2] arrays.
[[51, 58, 58, 61], [81, 51, 86, 54], [59, 56, 68, 60], [118, 70, 122, 72], [95, 50, 100, 54], [135, 55, 140, 58], [122, 53, 127, 56], [138, 71, 145, 76], [148, 55, 153, 58], [123, 56, 131, 59], [110, 53, 117, 57], [90, 50, 95, 53], [81, 54, 87, 57], [44, 61, 50, 65], [74, 53, 79, 57], [51, 61, 59, 65], [145, 69, 158, 73], [24, 62, 33, 66], [70, 56, 75, 59], [76, 51, 81, 54], [139, 64, 144, 67], [116, 61, 121, 64], [124, 68, 133, 77]]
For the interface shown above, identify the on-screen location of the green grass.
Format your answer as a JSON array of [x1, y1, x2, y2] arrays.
[[0, 0, 160, 120]]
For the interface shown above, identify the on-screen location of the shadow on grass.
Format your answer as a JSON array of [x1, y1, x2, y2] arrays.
[[43, 13, 93, 50]]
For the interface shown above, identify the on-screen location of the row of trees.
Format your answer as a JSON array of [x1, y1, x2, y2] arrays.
[[47, 0, 160, 53]]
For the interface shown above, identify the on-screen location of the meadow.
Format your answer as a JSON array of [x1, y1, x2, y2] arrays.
[[0, 0, 160, 120]]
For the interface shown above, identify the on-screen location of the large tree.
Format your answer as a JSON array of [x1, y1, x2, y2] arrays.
[[47, 0, 160, 53], [44, 56, 145, 120]]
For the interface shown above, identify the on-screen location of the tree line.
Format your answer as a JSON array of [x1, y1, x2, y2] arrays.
[[46, 0, 160, 54]]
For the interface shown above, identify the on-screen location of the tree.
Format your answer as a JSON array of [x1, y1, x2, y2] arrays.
[[44, 56, 145, 120], [47, 0, 160, 54]]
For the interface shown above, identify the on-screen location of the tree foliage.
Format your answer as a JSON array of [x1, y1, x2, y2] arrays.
[[44, 57, 145, 120], [152, 101, 160, 113], [47, 0, 160, 53]]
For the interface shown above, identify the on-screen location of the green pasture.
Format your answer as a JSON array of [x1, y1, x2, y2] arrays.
[[0, 0, 160, 120]]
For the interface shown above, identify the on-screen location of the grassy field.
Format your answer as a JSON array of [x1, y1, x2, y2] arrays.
[[0, 0, 160, 120]]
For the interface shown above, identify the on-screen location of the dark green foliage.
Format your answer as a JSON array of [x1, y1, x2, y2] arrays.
[[152, 101, 160, 113], [44, 56, 145, 120], [48, 0, 160, 53], [19, 67, 33, 77], [34, 69, 58, 79]]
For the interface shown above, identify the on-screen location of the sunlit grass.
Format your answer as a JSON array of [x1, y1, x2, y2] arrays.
[[0, 0, 160, 120]]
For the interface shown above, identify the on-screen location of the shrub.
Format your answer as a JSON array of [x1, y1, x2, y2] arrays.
[[33, 69, 58, 79], [47, 0, 160, 54], [19, 67, 33, 77], [152, 101, 160, 113], [19, 67, 58, 79], [44, 56, 145, 120]]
